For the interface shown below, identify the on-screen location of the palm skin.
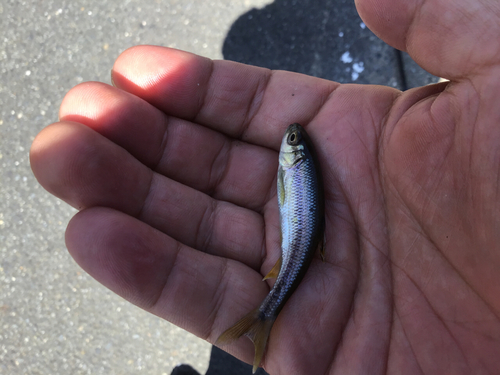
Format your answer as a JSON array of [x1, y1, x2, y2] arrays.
[[30, 0, 500, 374]]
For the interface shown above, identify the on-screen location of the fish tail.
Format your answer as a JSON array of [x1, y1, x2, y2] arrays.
[[216, 308, 275, 373]]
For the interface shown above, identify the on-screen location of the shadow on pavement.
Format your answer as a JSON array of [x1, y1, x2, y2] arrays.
[[223, 0, 438, 89], [171, 346, 269, 375]]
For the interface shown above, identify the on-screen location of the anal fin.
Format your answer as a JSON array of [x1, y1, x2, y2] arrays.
[[262, 256, 282, 281]]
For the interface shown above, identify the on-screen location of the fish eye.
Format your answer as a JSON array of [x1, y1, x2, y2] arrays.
[[287, 131, 300, 145]]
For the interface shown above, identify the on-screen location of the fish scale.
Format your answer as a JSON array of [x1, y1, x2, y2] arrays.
[[216, 123, 325, 373]]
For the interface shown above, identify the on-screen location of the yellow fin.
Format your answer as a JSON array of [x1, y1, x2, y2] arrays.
[[216, 308, 275, 373], [277, 167, 285, 208], [262, 256, 282, 281]]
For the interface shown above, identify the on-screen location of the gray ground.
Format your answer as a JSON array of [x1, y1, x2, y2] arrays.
[[0, 1, 437, 374]]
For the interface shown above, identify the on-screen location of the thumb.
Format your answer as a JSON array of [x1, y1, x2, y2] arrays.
[[355, 0, 500, 79]]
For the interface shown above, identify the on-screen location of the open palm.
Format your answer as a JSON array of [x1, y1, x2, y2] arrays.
[[30, 0, 500, 373]]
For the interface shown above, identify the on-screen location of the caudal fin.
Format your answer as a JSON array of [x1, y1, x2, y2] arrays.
[[216, 308, 275, 373]]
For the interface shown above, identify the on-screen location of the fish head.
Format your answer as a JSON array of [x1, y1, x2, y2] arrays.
[[279, 123, 308, 169]]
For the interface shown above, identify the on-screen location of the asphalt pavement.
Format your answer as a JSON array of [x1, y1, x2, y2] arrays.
[[0, 0, 437, 374]]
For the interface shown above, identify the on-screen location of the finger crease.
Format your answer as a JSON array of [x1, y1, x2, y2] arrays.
[[208, 138, 231, 197], [148, 239, 184, 310], [238, 69, 273, 140], [135, 169, 156, 220], [197, 198, 218, 253], [310, 84, 341, 124], [151, 113, 171, 171], [205, 257, 231, 341], [192, 60, 215, 124]]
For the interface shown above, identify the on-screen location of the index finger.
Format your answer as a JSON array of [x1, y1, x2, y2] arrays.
[[111, 45, 338, 148]]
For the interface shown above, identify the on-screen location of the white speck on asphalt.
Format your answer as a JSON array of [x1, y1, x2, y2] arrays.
[[341, 51, 353, 63], [351, 61, 365, 81]]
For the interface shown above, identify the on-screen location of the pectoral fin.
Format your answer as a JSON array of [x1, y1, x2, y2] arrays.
[[277, 167, 285, 208], [262, 256, 282, 281]]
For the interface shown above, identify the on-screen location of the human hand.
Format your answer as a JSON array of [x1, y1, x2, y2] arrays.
[[30, 0, 500, 373]]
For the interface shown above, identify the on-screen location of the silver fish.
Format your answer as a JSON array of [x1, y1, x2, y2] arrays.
[[216, 123, 325, 373]]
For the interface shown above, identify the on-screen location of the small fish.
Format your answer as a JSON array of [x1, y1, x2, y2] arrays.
[[216, 123, 325, 373]]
